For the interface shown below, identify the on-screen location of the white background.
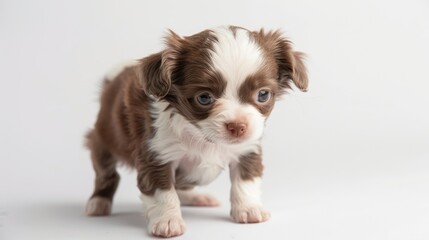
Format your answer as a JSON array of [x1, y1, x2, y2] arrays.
[[1, 0, 429, 239]]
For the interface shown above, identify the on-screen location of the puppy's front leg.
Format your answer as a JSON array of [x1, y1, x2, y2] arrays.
[[230, 153, 271, 223], [137, 161, 185, 238]]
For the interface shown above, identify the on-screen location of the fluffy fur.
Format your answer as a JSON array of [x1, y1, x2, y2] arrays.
[[85, 25, 308, 238]]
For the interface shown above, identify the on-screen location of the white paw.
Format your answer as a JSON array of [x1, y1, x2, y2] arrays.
[[149, 216, 186, 238], [231, 205, 270, 223], [180, 193, 220, 207], [189, 194, 220, 207], [86, 197, 112, 216]]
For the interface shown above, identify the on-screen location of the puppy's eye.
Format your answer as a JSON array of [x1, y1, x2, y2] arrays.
[[196, 92, 214, 106], [257, 89, 271, 103]]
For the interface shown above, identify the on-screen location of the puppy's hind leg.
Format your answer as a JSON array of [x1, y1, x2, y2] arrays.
[[85, 130, 120, 216], [177, 189, 220, 207]]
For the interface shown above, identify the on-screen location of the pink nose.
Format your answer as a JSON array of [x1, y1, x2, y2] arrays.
[[226, 122, 247, 137]]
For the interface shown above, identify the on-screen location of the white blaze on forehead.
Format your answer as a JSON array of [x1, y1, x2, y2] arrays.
[[209, 27, 264, 99]]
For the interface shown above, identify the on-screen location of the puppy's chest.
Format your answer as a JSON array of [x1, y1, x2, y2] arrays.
[[149, 105, 259, 186], [175, 148, 229, 186]]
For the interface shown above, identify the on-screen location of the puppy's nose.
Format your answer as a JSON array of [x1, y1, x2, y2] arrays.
[[226, 122, 247, 137]]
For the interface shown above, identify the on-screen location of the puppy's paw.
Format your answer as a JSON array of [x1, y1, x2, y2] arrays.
[[231, 205, 270, 223], [86, 197, 112, 216], [149, 216, 186, 238], [189, 194, 220, 207], [179, 191, 220, 207]]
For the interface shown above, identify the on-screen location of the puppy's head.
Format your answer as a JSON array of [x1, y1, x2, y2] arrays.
[[135, 26, 308, 144]]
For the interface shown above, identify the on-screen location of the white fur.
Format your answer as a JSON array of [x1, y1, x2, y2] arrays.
[[148, 100, 261, 186], [196, 99, 266, 144], [210, 26, 264, 100], [230, 164, 270, 223], [105, 60, 138, 80], [230, 170, 262, 206], [141, 188, 185, 237], [198, 26, 267, 148]]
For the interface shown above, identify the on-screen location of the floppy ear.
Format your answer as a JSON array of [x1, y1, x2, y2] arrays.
[[283, 51, 308, 92], [134, 52, 169, 98], [255, 29, 308, 92], [134, 30, 182, 98]]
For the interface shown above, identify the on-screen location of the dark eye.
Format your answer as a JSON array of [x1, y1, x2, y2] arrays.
[[196, 92, 214, 106], [257, 89, 271, 103]]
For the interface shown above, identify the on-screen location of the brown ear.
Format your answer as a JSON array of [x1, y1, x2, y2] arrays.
[[134, 30, 183, 98], [255, 29, 308, 92], [134, 52, 170, 98], [287, 51, 308, 92]]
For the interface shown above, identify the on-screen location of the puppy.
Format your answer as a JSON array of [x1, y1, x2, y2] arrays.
[[85, 26, 308, 238]]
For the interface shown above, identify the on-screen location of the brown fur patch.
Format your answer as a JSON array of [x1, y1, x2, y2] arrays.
[[136, 152, 173, 195], [86, 66, 173, 197], [134, 52, 171, 98], [238, 152, 264, 180], [238, 71, 278, 116], [252, 29, 308, 93], [163, 30, 227, 121], [85, 130, 120, 201]]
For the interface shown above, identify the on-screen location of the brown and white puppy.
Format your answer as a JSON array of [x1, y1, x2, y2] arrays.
[[85, 26, 308, 238]]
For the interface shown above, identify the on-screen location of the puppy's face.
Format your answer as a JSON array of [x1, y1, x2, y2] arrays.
[[136, 26, 308, 144]]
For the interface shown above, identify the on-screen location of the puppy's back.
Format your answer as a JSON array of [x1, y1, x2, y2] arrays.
[[87, 66, 150, 167]]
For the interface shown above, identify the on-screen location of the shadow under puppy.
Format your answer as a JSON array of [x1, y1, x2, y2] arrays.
[[85, 26, 308, 238]]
